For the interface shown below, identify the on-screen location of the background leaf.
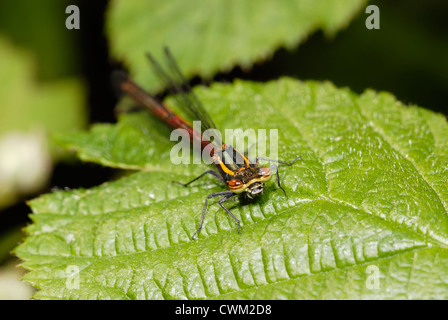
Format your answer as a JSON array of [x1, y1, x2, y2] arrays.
[[0, 37, 86, 209], [16, 79, 448, 299], [107, 0, 366, 91], [0, 2, 90, 299]]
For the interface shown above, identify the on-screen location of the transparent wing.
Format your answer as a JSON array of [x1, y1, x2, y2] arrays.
[[146, 47, 222, 145]]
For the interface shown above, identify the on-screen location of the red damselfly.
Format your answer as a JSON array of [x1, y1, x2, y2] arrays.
[[114, 48, 300, 240]]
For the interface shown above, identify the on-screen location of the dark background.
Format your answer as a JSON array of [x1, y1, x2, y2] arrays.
[[0, 0, 447, 263]]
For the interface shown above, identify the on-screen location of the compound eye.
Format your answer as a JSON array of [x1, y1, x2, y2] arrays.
[[228, 179, 245, 193], [228, 179, 243, 188], [260, 166, 271, 178]]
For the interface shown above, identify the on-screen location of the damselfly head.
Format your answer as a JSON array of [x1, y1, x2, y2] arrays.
[[227, 165, 273, 198], [244, 166, 272, 198]]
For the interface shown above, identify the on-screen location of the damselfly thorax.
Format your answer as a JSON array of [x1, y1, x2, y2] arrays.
[[114, 47, 300, 240]]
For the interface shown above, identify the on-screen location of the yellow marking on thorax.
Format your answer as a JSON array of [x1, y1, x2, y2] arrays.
[[234, 149, 250, 167], [221, 144, 249, 167], [213, 154, 236, 176]]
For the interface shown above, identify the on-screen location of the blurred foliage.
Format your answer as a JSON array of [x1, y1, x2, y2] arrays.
[[0, 38, 85, 137], [0, 2, 87, 209], [0, 227, 23, 263], [0, 259, 35, 300], [0, 37, 86, 210], [107, 0, 367, 92], [0, 0, 80, 80], [256, 0, 448, 115]]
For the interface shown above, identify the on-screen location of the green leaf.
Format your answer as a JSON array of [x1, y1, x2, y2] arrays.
[[107, 0, 366, 91], [16, 79, 448, 299], [0, 0, 82, 79], [0, 227, 24, 263], [0, 36, 85, 136]]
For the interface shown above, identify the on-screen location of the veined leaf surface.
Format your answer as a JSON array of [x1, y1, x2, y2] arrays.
[[16, 79, 448, 299]]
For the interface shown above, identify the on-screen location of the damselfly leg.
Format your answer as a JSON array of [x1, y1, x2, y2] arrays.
[[179, 154, 301, 239], [255, 155, 302, 195], [255, 155, 302, 166], [192, 190, 237, 240], [173, 170, 224, 186]]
